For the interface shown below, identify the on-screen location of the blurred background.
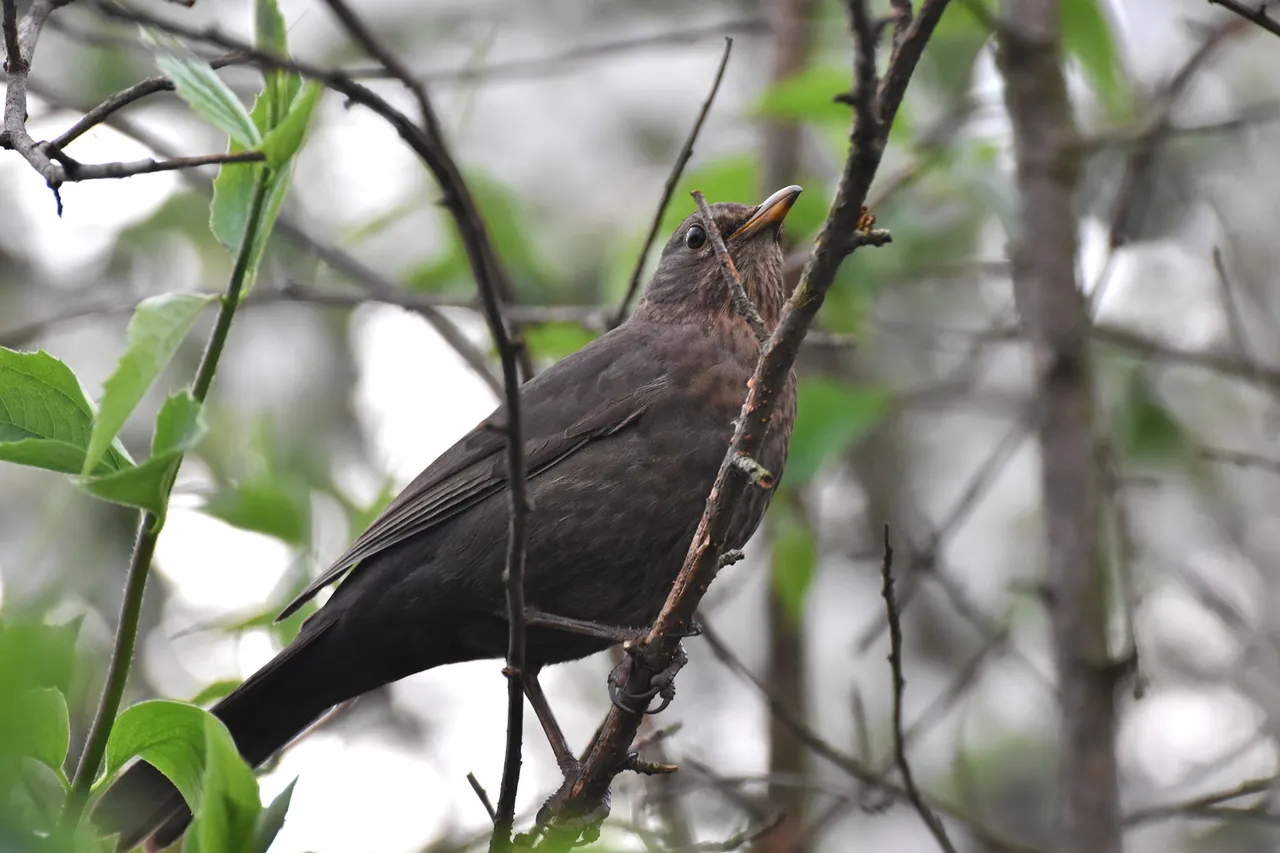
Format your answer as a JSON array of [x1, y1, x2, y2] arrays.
[[4, 0, 1280, 850]]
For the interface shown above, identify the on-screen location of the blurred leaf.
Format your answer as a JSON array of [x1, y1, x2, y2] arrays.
[[1119, 370, 1185, 461], [0, 618, 81, 696], [662, 156, 758, 236], [525, 323, 599, 362], [13, 689, 69, 774], [191, 715, 261, 853], [788, 379, 888, 483], [251, 778, 297, 853], [260, 83, 322, 170], [201, 476, 311, 546], [82, 293, 215, 476], [1062, 0, 1130, 121], [254, 0, 296, 127], [103, 700, 212, 810], [770, 501, 816, 625], [915, 0, 992, 101], [81, 392, 206, 517], [141, 30, 259, 148], [752, 65, 851, 125], [408, 172, 548, 293], [189, 680, 241, 707], [0, 348, 133, 475]]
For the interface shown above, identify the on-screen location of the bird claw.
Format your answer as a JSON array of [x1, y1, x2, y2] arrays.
[[606, 644, 689, 715]]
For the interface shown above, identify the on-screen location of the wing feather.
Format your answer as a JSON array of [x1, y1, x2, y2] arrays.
[[276, 373, 666, 620]]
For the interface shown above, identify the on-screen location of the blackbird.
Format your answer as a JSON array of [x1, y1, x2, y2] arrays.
[[94, 185, 802, 851]]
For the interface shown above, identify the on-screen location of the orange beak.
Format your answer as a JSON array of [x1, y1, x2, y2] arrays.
[[728, 185, 802, 241]]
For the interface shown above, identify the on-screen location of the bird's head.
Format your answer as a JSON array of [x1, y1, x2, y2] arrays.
[[635, 185, 802, 330]]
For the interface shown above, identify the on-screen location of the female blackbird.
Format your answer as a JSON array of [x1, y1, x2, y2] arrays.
[[95, 186, 802, 850]]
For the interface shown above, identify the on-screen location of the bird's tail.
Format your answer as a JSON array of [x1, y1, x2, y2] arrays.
[[93, 620, 343, 852]]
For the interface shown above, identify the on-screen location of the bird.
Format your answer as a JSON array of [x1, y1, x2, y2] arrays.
[[93, 185, 803, 851]]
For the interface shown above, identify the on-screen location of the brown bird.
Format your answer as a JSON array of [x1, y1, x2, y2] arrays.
[[93, 185, 802, 851]]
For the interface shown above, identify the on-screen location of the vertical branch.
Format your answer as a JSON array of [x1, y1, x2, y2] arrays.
[[313, 1, 531, 845], [758, 1, 816, 847], [881, 527, 958, 853], [997, 4, 1122, 853], [613, 37, 733, 326], [61, 168, 274, 831]]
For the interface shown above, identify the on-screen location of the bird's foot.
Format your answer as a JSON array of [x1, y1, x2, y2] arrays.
[[607, 643, 689, 715]]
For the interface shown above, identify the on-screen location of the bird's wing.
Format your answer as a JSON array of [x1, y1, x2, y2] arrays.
[[277, 336, 667, 621]]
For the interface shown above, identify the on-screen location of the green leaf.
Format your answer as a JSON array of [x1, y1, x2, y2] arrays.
[[201, 476, 311, 546], [103, 700, 213, 809], [1062, 0, 1130, 121], [524, 322, 599, 362], [80, 392, 205, 517], [251, 778, 297, 853], [0, 348, 132, 475], [188, 680, 242, 707], [788, 379, 888, 483], [191, 715, 261, 853], [141, 30, 259, 148], [82, 294, 214, 476], [1119, 370, 1185, 461], [14, 688, 69, 773], [752, 65, 852, 125], [255, 0, 297, 128], [771, 502, 817, 625], [0, 618, 82, 696], [260, 82, 322, 170]]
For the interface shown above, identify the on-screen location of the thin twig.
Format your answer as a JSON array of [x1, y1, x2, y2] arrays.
[[56, 149, 263, 180], [699, 624, 1038, 853], [51, 55, 239, 149], [468, 772, 499, 823], [691, 189, 768, 343], [348, 18, 766, 85], [613, 38, 733, 326], [1208, 0, 1280, 38], [880, 526, 959, 853]]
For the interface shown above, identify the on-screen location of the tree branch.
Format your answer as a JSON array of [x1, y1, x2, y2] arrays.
[[880, 528, 958, 853], [532, 1, 947, 844], [1208, 0, 1280, 39], [997, 2, 1121, 852], [614, 38, 733, 326], [692, 189, 768, 343], [312, 1, 531, 847]]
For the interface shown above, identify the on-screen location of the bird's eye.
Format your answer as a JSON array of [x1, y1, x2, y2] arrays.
[[684, 225, 707, 250]]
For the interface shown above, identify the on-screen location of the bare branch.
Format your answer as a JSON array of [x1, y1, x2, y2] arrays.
[[51, 55, 239, 149], [1208, 0, 1280, 38], [533, 1, 950, 843], [614, 38, 733, 326], [880, 527, 959, 853], [0, 0, 70, 204], [56, 149, 263, 180], [691, 189, 769, 343]]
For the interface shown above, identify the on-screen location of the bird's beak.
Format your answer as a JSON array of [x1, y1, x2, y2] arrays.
[[729, 185, 803, 241]]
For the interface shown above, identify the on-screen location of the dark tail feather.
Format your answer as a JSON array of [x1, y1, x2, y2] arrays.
[[93, 621, 341, 852]]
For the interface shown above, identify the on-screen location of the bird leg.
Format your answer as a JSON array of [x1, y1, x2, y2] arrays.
[[522, 666, 580, 777], [524, 608, 640, 644], [607, 642, 689, 715]]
